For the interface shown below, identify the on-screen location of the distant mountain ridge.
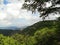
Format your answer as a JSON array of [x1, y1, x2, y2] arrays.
[[0, 26, 28, 30]]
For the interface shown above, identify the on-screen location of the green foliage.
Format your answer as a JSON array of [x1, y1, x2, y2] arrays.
[[12, 33, 37, 45], [0, 21, 60, 45], [0, 34, 19, 45], [12, 33, 25, 44], [34, 28, 57, 45]]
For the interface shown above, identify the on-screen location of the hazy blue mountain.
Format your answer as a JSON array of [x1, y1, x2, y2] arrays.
[[0, 26, 28, 30]]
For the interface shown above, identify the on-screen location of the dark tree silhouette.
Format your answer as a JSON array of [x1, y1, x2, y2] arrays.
[[22, 0, 60, 19], [57, 17, 60, 21]]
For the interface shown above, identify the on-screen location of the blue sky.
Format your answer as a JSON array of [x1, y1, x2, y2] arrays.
[[4, 0, 9, 5], [0, 0, 59, 27]]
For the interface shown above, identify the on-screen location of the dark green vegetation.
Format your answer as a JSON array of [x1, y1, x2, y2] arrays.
[[0, 20, 60, 45]]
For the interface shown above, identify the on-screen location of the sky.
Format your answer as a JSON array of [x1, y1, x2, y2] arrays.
[[0, 0, 59, 27]]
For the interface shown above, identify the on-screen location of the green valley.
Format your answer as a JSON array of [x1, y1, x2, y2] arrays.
[[0, 20, 60, 45]]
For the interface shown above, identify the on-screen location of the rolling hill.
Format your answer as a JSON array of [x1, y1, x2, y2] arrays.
[[21, 20, 60, 35]]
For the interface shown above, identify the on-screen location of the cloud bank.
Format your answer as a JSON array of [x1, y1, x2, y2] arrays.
[[0, 0, 40, 27], [0, 0, 59, 27]]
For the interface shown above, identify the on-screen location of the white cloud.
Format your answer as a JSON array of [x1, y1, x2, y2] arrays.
[[0, 20, 12, 27], [0, 0, 40, 27], [0, 0, 59, 27], [0, 11, 6, 20]]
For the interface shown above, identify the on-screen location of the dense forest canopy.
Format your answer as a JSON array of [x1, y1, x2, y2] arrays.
[[22, 0, 60, 19], [0, 21, 60, 45]]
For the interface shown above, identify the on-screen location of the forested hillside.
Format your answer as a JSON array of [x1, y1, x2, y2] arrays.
[[22, 20, 58, 35], [0, 20, 60, 45]]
